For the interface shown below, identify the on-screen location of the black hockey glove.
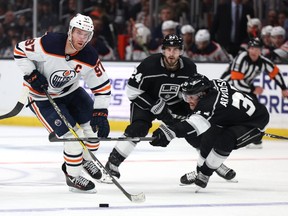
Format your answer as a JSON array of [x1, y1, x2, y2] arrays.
[[90, 109, 110, 137], [150, 99, 176, 125], [150, 124, 176, 147], [24, 69, 48, 93]]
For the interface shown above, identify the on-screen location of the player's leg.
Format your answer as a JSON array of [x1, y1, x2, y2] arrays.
[[195, 126, 236, 188], [28, 97, 96, 193], [181, 133, 236, 185], [196, 125, 263, 189], [105, 104, 153, 179], [69, 87, 102, 181]]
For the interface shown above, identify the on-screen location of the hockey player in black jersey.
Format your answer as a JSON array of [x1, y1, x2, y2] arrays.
[[104, 34, 235, 182], [14, 14, 111, 193], [150, 74, 270, 190]]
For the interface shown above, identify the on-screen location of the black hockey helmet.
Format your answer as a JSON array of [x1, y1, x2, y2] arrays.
[[247, 37, 262, 48], [162, 34, 183, 50], [181, 74, 212, 96]]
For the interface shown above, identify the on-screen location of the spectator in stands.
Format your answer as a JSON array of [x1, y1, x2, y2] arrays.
[[135, 0, 150, 28], [189, 29, 231, 62], [2, 10, 17, 31], [210, 0, 254, 57], [89, 7, 116, 50], [125, 23, 155, 60], [17, 14, 32, 40], [269, 26, 288, 63], [103, 0, 130, 34], [240, 17, 262, 51], [263, 9, 278, 27], [180, 24, 195, 57], [277, 10, 288, 40], [90, 13, 116, 60], [0, 23, 10, 57], [38, 1, 58, 35], [261, 25, 273, 57], [151, 5, 174, 46]]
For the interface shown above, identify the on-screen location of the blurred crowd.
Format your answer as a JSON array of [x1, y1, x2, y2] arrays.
[[0, 0, 288, 63]]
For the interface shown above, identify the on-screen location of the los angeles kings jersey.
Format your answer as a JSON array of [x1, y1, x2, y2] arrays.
[[14, 32, 111, 109], [126, 53, 198, 116], [185, 79, 270, 137]]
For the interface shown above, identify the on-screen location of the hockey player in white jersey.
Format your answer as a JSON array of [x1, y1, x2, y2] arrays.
[[14, 13, 111, 193]]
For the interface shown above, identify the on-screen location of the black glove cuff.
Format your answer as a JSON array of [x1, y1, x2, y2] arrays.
[[93, 109, 108, 117], [24, 69, 40, 83]]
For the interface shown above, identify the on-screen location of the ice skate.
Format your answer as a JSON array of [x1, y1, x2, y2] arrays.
[[215, 164, 238, 182], [82, 160, 102, 180], [62, 163, 96, 193], [246, 140, 263, 149], [98, 161, 120, 184], [195, 172, 210, 189], [180, 171, 197, 186]]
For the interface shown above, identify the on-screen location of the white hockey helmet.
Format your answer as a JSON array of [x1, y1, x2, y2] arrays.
[[162, 20, 177, 31], [261, 25, 273, 37], [135, 24, 151, 44], [271, 26, 286, 37], [247, 18, 262, 29], [68, 13, 94, 49], [181, 24, 195, 34], [195, 29, 210, 42]]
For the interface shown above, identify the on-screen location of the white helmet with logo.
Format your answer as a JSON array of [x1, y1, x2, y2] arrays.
[[68, 13, 94, 49]]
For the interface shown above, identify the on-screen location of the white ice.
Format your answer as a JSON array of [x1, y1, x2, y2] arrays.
[[0, 125, 288, 216]]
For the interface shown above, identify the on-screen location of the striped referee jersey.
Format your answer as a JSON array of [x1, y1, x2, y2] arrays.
[[221, 51, 287, 94]]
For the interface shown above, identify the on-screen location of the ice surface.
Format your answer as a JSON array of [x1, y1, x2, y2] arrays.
[[0, 126, 288, 216]]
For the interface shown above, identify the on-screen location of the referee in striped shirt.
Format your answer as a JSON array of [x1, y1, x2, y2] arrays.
[[221, 37, 288, 148]]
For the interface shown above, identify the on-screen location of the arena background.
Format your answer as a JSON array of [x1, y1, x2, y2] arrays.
[[0, 60, 287, 137]]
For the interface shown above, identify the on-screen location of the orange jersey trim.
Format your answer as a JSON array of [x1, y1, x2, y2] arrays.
[[269, 66, 279, 79], [231, 71, 245, 80]]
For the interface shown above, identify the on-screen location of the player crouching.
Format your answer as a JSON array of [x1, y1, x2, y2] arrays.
[[150, 74, 269, 191]]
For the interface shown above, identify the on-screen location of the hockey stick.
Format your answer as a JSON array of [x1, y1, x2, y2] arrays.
[[0, 86, 29, 120], [264, 133, 288, 140], [48, 132, 154, 142], [43, 88, 145, 203]]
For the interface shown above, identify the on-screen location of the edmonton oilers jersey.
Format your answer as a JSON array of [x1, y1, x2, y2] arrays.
[[14, 32, 111, 109]]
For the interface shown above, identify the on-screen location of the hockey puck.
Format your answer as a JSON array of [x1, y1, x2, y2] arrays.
[[99, 203, 109, 207]]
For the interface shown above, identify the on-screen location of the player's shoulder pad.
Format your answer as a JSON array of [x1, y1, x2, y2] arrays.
[[41, 32, 66, 56], [137, 53, 162, 73], [76, 44, 99, 66], [41, 32, 98, 66]]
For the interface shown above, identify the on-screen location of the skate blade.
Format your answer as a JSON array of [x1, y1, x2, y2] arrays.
[[69, 187, 97, 194], [246, 144, 263, 149], [195, 186, 202, 193], [179, 182, 194, 186], [226, 178, 238, 183]]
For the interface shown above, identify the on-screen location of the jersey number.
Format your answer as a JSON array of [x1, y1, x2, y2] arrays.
[[232, 92, 256, 116], [25, 39, 35, 51]]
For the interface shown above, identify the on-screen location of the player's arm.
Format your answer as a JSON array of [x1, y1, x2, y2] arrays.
[[150, 114, 211, 147], [14, 37, 48, 93], [83, 59, 111, 137], [265, 61, 288, 90], [126, 68, 176, 125]]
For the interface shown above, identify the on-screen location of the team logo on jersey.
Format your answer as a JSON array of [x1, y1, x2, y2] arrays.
[[159, 84, 180, 101], [54, 119, 62, 126], [50, 70, 77, 88]]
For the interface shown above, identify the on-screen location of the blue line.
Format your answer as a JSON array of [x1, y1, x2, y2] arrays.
[[1, 202, 288, 213]]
